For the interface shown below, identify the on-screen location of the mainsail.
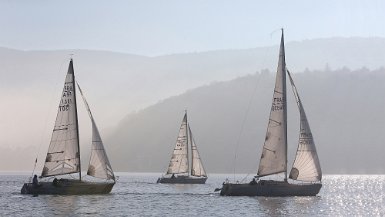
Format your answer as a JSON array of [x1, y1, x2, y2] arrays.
[[257, 30, 288, 177], [189, 125, 207, 177], [42, 59, 80, 177], [166, 113, 189, 175], [287, 71, 322, 182], [77, 83, 115, 181]]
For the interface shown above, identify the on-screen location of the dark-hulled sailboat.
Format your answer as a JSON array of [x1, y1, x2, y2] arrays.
[[220, 29, 322, 196], [21, 59, 115, 195], [157, 112, 207, 184]]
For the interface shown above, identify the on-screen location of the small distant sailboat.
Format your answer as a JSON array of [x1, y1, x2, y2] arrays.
[[157, 112, 207, 184], [220, 29, 322, 196], [21, 59, 115, 195]]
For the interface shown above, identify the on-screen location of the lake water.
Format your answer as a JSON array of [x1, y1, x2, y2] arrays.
[[1, 173, 384, 216]]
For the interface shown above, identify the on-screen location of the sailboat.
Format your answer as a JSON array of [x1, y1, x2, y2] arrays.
[[220, 29, 322, 196], [157, 112, 207, 184], [21, 59, 115, 195]]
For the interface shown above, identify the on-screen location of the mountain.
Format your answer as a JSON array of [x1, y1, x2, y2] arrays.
[[106, 68, 385, 174], [1, 37, 385, 173]]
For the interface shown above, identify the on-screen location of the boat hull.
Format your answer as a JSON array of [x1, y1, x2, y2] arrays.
[[220, 180, 321, 196], [21, 179, 115, 195], [157, 176, 207, 184]]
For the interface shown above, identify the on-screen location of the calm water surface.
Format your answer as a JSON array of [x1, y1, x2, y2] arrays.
[[1, 173, 384, 216]]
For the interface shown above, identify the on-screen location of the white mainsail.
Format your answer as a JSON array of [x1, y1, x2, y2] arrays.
[[77, 83, 115, 181], [257, 31, 288, 177], [189, 125, 207, 177], [42, 60, 80, 177], [287, 71, 322, 182], [166, 113, 189, 175]]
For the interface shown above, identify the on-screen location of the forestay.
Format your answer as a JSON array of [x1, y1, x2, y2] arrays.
[[42, 60, 80, 177], [77, 83, 115, 181], [166, 114, 189, 175], [257, 31, 288, 177], [189, 126, 207, 177], [287, 71, 322, 182]]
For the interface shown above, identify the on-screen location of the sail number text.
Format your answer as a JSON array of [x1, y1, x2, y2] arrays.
[[271, 97, 285, 111], [59, 85, 73, 111]]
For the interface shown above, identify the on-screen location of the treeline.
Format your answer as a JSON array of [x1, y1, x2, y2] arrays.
[[106, 67, 385, 174]]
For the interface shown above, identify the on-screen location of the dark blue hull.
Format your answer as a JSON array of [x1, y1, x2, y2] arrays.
[[220, 180, 321, 196], [21, 179, 114, 195], [157, 176, 207, 184]]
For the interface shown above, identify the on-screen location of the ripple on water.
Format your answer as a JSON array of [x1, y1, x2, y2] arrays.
[[1, 174, 385, 216]]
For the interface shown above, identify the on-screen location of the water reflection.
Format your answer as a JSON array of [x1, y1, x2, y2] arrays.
[[172, 184, 198, 193], [255, 196, 321, 216], [256, 197, 288, 216], [38, 194, 116, 216], [41, 195, 78, 216]]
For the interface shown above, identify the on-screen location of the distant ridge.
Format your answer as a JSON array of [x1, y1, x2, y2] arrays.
[[1, 37, 385, 173], [2, 36, 385, 118], [106, 68, 385, 174]]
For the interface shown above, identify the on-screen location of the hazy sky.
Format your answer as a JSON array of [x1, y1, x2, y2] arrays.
[[1, 0, 385, 56]]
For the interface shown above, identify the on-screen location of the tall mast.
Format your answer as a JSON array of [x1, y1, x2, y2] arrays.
[[281, 29, 288, 182], [185, 110, 190, 176], [257, 29, 288, 179], [70, 59, 82, 181]]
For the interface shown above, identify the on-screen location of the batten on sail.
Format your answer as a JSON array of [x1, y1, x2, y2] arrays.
[[77, 83, 115, 181], [42, 60, 80, 178], [166, 114, 189, 175], [287, 71, 322, 182], [257, 30, 288, 178]]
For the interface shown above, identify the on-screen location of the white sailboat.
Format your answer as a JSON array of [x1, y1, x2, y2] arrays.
[[220, 29, 322, 196], [21, 59, 115, 195], [157, 112, 207, 184]]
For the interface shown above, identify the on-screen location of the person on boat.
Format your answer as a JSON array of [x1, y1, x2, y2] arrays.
[[249, 178, 257, 185], [53, 178, 59, 186], [171, 173, 175, 179], [32, 175, 39, 188]]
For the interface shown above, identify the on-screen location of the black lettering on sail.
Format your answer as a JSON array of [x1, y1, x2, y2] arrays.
[[271, 97, 285, 111], [271, 105, 284, 111], [273, 97, 284, 103]]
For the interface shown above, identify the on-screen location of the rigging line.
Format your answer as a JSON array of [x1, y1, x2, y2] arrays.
[[240, 173, 252, 183], [32, 57, 69, 178], [232, 74, 263, 182], [231, 32, 279, 182]]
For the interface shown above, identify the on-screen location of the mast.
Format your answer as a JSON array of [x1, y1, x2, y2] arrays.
[[70, 59, 82, 181], [281, 29, 288, 182], [41, 59, 81, 178], [185, 110, 190, 176], [257, 28, 288, 180]]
